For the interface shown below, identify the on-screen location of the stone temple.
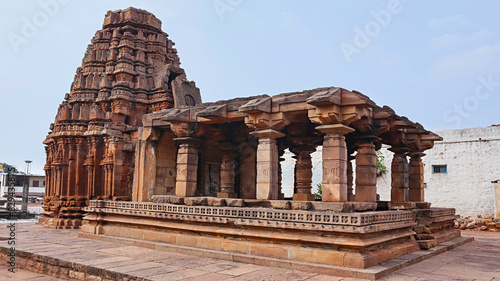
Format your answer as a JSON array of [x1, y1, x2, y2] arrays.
[[41, 7, 465, 275]]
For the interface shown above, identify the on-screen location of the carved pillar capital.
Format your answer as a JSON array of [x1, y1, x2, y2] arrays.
[[408, 151, 426, 158], [249, 128, 286, 140], [170, 121, 205, 138], [244, 112, 291, 130], [316, 124, 355, 135]]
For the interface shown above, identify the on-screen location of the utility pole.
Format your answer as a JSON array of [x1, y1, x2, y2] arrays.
[[22, 160, 32, 213]]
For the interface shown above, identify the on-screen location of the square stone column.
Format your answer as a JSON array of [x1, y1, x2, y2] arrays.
[[389, 147, 410, 203], [408, 152, 425, 202], [132, 128, 157, 202], [316, 124, 355, 202], [218, 152, 238, 198], [290, 146, 316, 201], [250, 129, 285, 200], [174, 137, 201, 197], [355, 140, 378, 202]]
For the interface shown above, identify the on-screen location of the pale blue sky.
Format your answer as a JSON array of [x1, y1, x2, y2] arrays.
[[1, 0, 499, 174]]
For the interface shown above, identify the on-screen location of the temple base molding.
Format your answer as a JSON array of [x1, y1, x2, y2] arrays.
[[82, 200, 422, 269]]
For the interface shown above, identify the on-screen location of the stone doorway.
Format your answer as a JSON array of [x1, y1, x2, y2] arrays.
[[205, 162, 220, 197]]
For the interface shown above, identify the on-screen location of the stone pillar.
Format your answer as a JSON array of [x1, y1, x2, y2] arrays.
[[175, 137, 201, 197], [67, 139, 76, 197], [75, 138, 85, 196], [390, 147, 410, 202], [347, 155, 355, 201], [316, 124, 355, 202], [132, 127, 158, 202], [355, 140, 378, 202], [44, 165, 51, 196], [408, 152, 425, 202], [250, 129, 285, 200], [101, 138, 114, 199], [218, 152, 237, 198], [84, 163, 94, 198], [291, 146, 316, 201]]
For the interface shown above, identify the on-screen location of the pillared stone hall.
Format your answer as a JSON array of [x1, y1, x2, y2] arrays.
[[40, 7, 464, 274]]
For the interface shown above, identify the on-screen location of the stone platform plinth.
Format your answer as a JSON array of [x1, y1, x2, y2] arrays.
[[81, 200, 419, 269], [0, 222, 475, 281], [413, 208, 461, 249]]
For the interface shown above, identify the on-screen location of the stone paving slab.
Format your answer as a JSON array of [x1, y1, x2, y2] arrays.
[[0, 223, 496, 280]]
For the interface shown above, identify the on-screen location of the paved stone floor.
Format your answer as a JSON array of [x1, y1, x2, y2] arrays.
[[0, 223, 499, 280]]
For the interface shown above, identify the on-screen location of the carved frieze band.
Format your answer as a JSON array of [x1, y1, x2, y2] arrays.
[[86, 200, 414, 227]]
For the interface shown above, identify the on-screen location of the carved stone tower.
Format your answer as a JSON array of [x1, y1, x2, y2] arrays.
[[41, 7, 201, 229]]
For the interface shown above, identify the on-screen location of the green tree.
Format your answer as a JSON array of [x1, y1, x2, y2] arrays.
[[0, 163, 19, 173], [313, 183, 322, 199], [376, 151, 388, 177]]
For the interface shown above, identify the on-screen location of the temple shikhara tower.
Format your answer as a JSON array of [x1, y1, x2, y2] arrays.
[[41, 7, 201, 228], [42, 7, 468, 277]]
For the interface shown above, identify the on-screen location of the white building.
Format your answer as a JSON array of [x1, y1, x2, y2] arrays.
[[0, 173, 45, 198], [282, 125, 500, 217], [377, 125, 500, 217]]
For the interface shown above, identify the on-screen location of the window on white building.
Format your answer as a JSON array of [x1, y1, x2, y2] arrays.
[[432, 165, 447, 174]]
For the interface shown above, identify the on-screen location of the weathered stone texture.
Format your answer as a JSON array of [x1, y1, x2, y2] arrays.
[[41, 7, 201, 228]]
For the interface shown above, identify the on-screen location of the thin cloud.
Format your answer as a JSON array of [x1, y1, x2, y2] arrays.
[[428, 28, 496, 49], [428, 42, 500, 79], [428, 14, 477, 29]]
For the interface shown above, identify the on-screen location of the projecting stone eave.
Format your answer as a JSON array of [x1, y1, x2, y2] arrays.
[[421, 131, 443, 142]]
